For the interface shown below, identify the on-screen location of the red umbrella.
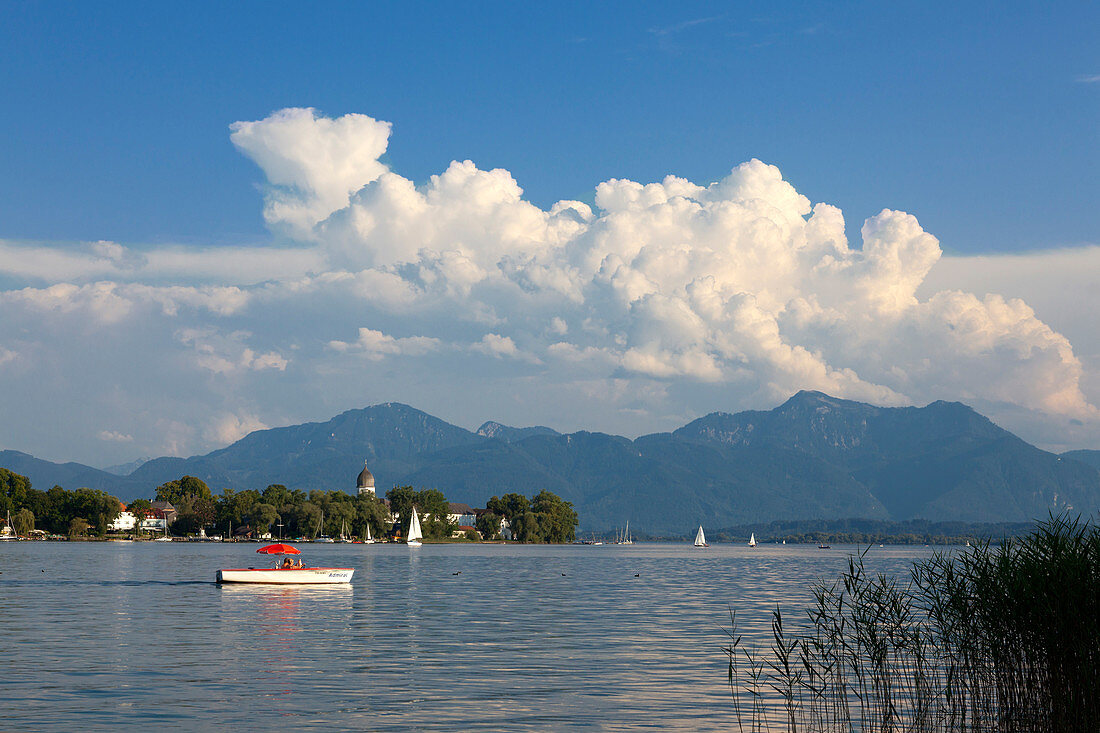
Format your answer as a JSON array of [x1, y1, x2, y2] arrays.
[[256, 543, 301, 555]]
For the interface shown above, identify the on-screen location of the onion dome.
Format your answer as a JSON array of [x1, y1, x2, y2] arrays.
[[357, 461, 375, 490]]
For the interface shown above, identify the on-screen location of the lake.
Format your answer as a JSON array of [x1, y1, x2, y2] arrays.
[[1, 541, 941, 731]]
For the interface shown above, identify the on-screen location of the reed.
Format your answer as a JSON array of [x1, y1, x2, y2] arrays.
[[722, 513, 1099, 732]]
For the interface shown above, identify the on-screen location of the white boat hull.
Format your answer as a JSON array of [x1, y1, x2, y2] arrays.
[[216, 567, 354, 584]]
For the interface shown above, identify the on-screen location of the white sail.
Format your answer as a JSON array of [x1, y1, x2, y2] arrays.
[[748, 532, 757, 547], [694, 525, 707, 547], [365, 524, 374, 543], [407, 507, 423, 546]]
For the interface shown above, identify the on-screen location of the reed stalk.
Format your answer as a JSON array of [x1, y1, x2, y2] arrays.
[[723, 513, 1100, 732]]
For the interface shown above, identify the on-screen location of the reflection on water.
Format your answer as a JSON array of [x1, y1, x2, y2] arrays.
[[1, 541, 938, 731]]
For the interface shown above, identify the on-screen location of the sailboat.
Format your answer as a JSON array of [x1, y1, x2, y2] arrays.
[[364, 523, 376, 544], [0, 511, 17, 540], [336, 518, 352, 543], [615, 521, 634, 545], [154, 517, 172, 541], [748, 532, 757, 547], [406, 506, 423, 547], [693, 525, 708, 547], [315, 510, 335, 542]]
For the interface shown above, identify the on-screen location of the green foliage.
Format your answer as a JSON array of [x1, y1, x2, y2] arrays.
[[248, 502, 279, 536], [724, 513, 1100, 732], [155, 475, 212, 505], [476, 511, 502, 540], [0, 467, 31, 516], [13, 507, 34, 535], [531, 490, 578, 543], [127, 498, 152, 521], [464, 528, 480, 541], [68, 516, 90, 537], [488, 490, 577, 543], [486, 493, 530, 522], [415, 488, 449, 517], [355, 493, 389, 539], [386, 486, 416, 531], [0, 469, 122, 535]]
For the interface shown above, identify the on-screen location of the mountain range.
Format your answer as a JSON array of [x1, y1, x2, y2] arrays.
[[4, 391, 1099, 533]]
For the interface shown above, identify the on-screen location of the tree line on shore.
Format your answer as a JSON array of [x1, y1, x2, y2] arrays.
[[0, 467, 578, 542]]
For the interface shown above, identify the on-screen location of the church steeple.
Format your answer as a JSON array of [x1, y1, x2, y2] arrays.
[[356, 460, 375, 496]]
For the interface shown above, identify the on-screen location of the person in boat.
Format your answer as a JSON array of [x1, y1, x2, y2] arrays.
[[281, 556, 301, 569]]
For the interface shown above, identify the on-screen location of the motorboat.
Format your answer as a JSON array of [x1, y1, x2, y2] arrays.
[[216, 543, 354, 584]]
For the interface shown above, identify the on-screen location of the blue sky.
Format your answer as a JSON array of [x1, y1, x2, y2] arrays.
[[3, 2, 1095, 251], [0, 2, 1098, 465]]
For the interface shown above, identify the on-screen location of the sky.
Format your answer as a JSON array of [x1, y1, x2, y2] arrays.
[[0, 1, 1098, 466]]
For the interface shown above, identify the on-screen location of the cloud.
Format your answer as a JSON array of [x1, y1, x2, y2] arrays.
[[204, 412, 268, 446], [1076, 74, 1100, 83], [97, 430, 134, 443], [328, 327, 441, 360], [230, 107, 392, 238], [176, 328, 288, 374], [472, 333, 519, 358], [1, 106, 1098, 464]]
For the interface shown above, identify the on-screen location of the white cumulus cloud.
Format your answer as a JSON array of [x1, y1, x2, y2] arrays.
[[0, 106, 1097, 464]]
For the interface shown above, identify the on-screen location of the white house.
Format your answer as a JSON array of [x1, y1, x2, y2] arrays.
[[109, 510, 136, 532]]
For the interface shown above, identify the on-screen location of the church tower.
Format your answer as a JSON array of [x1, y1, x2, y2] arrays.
[[356, 461, 376, 496]]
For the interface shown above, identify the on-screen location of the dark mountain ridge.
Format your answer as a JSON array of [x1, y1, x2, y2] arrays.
[[4, 392, 1098, 533]]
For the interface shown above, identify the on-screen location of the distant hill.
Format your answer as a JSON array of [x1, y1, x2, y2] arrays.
[[102, 457, 151, 476], [476, 421, 560, 443], [127, 402, 483, 494], [1062, 449, 1100, 470], [3, 392, 1099, 533], [0, 450, 145, 497]]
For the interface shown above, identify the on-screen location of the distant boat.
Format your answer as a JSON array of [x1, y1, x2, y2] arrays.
[[615, 521, 634, 545], [336, 518, 352, 543], [694, 525, 708, 547], [315, 510, 335, 543], [748, 532, 757, 547], [364, 523, 376, 544], [155, 518, 172, 542], [0, 511, 16, 540], [406, 507, 423, 547], [818, 544, 831, 549]]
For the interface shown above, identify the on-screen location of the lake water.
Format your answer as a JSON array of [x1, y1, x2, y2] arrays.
[[1, 541, 941, 731]]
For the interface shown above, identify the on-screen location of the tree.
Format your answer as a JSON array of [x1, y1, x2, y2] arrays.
[[0, 467, 31, 516], [487, 493, 530, 522], [386, 486, 417, 531], [476, 511, 502, 540], [248, 503, 279, 537], [216, 488, 262, 531], [261, 484, 292, 508], [415, 489, 449, 518], [128, 498, 152, 525], [531, 490, 578, 543], [68, 517, 90, 537], [464, 528, 480, 541], [512, 511, 545, 543], [13, 507, 34, 535], [355, 493, 390, 540], [155, 476, 213, 505]]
